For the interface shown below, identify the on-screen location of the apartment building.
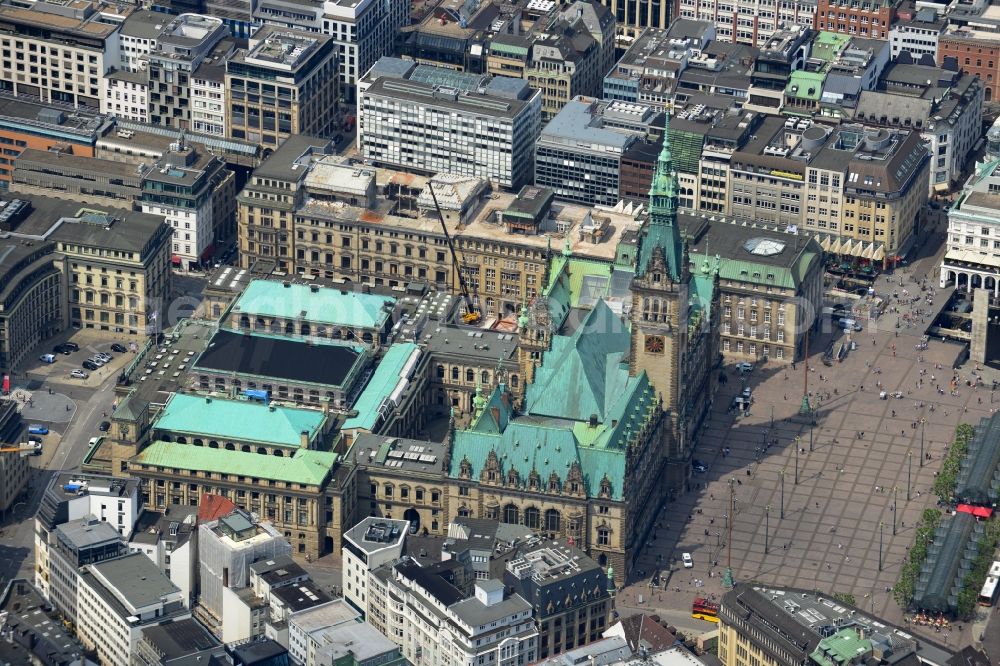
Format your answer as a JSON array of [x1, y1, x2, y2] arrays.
[[534, 97, 663, 206], [140, 138, 236, 269], [103, 69, 149, 121], [675, 0, 816, 47], [358, 57, 541, 190], [147, 14, 228, 129], [816, 0, 897, 39], [117, 9, 163, 71], [190, 39, 235, 137], [0, 0, 131, 109], [225, 26, 339, 148], [744, 25, 813, 114], [76, 552, 190, 666], [323, 0, 407, 103]]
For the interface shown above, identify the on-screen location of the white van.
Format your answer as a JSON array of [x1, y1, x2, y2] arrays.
[[838, 318, 862, 332]]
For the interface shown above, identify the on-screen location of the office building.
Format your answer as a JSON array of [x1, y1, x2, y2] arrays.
[[744, 25, 814, 114], [34, 473, 141, 602], [600, 0, 669, 35], [287, 599, 405, 666], [128, 507, 199, 606], [889, 7, 946, 62], [0, 399, 28, 515], [675, 0, 815, 47], [0, 0, 131, 109], [146, 14, 228, 129], [816, 0, 897, 40], [0, 95, 109, 188], [342, 517, 409, 617], [190, 39, 234, 137], [380, 559, 539, 666], [10, 149, 145, 209], [854, 64, 983, 193], [941, 160, 1000, 295], [358, 57, 542, 190], [225, 26, 339, 147], [76, 552, 190, 666], [140, 137, 236, 269], [103, 69, 150, 122], [504, 538, 610, 658], [718, 584, 954, 666], [47, 515, 125, 624], [323, 0, 407, 103], [534, 97, 663, 206], [117, 9, 164, 72], [197, 508, 292, 642], [683, 217, 824, 363], [134, 618, 226, 666], [602, 21, 716, 108]]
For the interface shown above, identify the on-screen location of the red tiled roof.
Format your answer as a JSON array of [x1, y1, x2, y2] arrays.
[[198, 493, 237, 523]]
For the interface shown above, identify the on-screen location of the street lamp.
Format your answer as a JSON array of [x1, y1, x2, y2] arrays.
[[794, 436, 800, 485], [879, 521, 884, 571], [892, 487, 898, 536], [920, 418, 926, 467], [765, 505, 771, 554], [779, 469, 786, 519], [907, 451, 912, 501]]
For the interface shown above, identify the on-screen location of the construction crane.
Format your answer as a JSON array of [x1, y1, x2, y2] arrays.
[[0, 444, 40, 456], [427, 181, 481, 325]]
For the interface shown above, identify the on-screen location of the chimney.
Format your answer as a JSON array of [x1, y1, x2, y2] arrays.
[[589, 414, 598, 428], [300, 430, 310, 448], [205, 396, 211, 403]]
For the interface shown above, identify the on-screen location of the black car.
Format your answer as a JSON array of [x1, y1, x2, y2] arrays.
[[53, 344, 72, 355], [110, 343, 127, 353], [98, 421, 111, 432], [63, 342, 79, 352], [82, 360, 99, 371]]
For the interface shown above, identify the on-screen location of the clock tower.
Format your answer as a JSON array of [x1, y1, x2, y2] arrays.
[[629, 113, 691, 460]]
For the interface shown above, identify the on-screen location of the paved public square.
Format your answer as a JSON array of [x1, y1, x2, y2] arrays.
[[619, 263, 997, 648]]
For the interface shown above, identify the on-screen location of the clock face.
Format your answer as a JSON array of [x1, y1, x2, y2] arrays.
[[644, 335, 665, 354]]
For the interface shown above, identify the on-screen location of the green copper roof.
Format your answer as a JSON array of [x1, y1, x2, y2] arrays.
[[134, 440, 337, 486], [342, 342, 420, 431], [545, 257, 613, 308], [637, 112, 683, 280], [810, 629, 871, 666], [812, 32, 852, 64], [450, 302, 657, 501], [233, 280, 395, 330], [786, 70, 826, 101], [154, 393, 326, 447], [525, 301, 630, 422]]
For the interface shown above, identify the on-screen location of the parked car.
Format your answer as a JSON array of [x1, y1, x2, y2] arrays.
[[98, 421, 111, 432], [682, 552, 694, 568], [53, 344, 72, 355], [70, 369, 89, 379], [38, 353, 56, 363], [82, 361, 99, 371], [61, 341, 79, 352], [95, 352, 112, 362], [692, 459, 709, 473], [742, 387, 753, 400], [735, 362, 753, 373], [88, 357, 106, 367], [110, 343, 127, 353], [28, 424, 49, 435]]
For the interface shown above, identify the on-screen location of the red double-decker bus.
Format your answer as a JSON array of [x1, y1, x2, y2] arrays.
[[692, 598, 719, 623]]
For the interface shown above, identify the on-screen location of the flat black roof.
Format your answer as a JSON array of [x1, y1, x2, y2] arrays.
[[194, 329, 363, 387], [140, 618, 220, 659]]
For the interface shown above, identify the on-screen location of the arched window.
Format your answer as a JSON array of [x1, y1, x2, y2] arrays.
[[273, 450, 284, 457], [524, 507, 540, 529], [458, 506, 471, 517], [285, 322, 294, 335], [362, 332, 373, 343], [241, 445, 251, 453], [511, 375, 519, 389], [503, 503, 519, 525], [545, 509, 561, 533], [225, 443, 235, 451], [301, 323, 311, 336], [451, 367, 459, 381], [466, 368, 474, 382], [193, 439, 204, 446], [481, 371, 489, 384], [255, 317, 265, 329], [437, 365, 445, 378], [257, 447, 267, 455]]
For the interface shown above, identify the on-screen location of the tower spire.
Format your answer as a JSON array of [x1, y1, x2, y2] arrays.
[[636, 109, 683, 281]]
